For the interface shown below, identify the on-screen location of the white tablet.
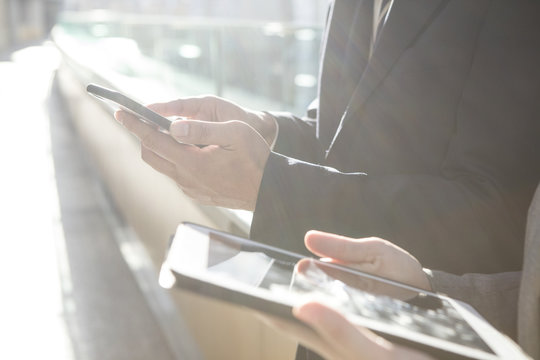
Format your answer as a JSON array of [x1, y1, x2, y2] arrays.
[[160, 222, 527, 360]]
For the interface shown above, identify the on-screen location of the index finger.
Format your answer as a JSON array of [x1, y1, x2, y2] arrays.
[[294, 302, 393, 360], [122, 110, 199, 161], [255, 311, 338, 360]]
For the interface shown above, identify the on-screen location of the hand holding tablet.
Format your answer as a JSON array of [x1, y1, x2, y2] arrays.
[[160, 223, 528, 360]]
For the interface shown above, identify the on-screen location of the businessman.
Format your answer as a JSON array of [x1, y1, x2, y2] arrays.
[[116, 0, 540, 274]]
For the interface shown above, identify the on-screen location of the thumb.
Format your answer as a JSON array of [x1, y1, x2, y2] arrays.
[[170, 119, 243, 146], [304, 230, 384, 264]]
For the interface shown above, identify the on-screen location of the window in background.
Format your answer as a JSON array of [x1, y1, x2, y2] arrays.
[[54, 0, 327, 114]]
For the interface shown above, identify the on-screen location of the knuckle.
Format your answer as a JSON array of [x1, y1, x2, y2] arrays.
[[229, 120, 249, 140], [203, 94, 219, 102], [325, 318, 349, 341], [229, 120, 244, 129], [200, 94, 218, 106], [141, 132, 157, 149], [181, 188, 195, 198], [140, 146, 150, 162], [121, 116, 134, 130], [197, 124, 210, 142], [366, 236, 387, 248], [179, 184, 199, 197], [182, 189, 211, 205]]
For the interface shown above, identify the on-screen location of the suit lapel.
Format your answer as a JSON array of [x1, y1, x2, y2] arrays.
[[317, 0, 355, 149], [318, 0, 373, 150], [325, 0, 447, 156]]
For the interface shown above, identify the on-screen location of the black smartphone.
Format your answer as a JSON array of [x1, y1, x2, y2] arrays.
[[86, 83, 173, 132]]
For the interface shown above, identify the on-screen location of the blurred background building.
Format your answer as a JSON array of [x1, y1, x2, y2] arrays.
[[1, 0, 327, 52], [0, 0, 62, 50]]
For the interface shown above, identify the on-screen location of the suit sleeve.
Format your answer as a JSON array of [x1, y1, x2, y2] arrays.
[[427, 269, 521, 339], [265, 109, 322, 164], [250, 152, 526, 275]]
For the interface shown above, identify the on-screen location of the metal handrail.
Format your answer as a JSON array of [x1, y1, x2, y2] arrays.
[[57, 10, 324, 31]]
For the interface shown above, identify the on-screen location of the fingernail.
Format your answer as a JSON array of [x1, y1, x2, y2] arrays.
[[292, 304, 310, 323], [114, 110, 124, 124]]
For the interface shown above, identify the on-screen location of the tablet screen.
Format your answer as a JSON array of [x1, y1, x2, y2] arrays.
[[163, 223, 497, 359]]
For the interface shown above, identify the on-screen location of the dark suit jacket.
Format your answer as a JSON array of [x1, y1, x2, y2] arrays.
[[430, 182, 540, 359], [250, 0, 540, 274]]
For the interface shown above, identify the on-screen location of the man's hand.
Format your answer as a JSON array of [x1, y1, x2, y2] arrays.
[[260, 302, 434, 360], [304, 230, 431, 291], [147, 95, 278, 146], [258, 231, 435, 360], [115, 111, 271, 210], [279, 302, 434, 360]]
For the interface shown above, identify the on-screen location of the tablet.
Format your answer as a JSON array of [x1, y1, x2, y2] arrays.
[[86, 83, 174, 132], [160, 223, 527, 360]]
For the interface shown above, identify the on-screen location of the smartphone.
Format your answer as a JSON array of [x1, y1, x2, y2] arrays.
[[86, 83, 173, 132]]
